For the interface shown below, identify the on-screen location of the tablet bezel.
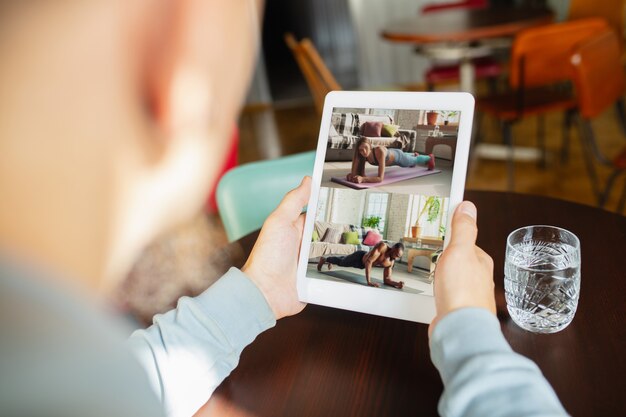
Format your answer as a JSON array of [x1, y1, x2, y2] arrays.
[[297, 91, 475, 323]]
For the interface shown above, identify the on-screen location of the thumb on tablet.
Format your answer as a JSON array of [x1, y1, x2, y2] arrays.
[[272, 176, 312, 221], [447, 201, 478, 248]]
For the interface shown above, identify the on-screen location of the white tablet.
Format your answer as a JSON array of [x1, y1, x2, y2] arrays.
[[297, 91, 474, 323]]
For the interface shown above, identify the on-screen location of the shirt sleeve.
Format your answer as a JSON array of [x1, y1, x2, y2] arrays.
[[429, 308, 570, 417], [127, 267, 276, 417]]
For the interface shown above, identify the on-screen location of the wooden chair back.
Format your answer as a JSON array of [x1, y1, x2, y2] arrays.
[[509, 18, 609, 89], [568, 0, 626, 42], [284, 33, 342, 114], [570, 29, 626, 119]]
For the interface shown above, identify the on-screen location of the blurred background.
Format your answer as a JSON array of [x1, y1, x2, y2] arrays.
[[118, 0, 626, 323]]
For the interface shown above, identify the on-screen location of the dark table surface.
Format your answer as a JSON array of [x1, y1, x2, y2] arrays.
[[200, 191, 626, 417], [381, 6, 554, 43]]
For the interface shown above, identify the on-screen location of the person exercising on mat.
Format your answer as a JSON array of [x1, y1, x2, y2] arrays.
[[347, 137, 435, 184], [317, 242, 405, 289]]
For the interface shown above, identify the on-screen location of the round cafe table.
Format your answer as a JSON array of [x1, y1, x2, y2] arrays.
[[381, 6, 554, 93], [199, 191, 626, 417]]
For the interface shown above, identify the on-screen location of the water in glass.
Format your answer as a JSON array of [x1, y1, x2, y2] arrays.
[[504, 226, 581, 333]]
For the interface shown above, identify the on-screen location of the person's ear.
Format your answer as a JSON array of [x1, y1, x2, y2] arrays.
[[137, 0, 213, 158], [136, 0, 263, 160]]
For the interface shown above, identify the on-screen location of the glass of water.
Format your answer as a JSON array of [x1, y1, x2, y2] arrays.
[[504, 225, 581, 333]]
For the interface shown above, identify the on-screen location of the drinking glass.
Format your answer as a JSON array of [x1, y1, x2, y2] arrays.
[[504, 225, 581, 333]]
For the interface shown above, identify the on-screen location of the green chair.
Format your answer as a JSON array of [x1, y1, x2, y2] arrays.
[[216, 151, 316, 242]]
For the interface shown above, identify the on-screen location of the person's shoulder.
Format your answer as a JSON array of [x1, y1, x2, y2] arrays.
[[0, 261, 164, 417], [374, 241, 387, 250]]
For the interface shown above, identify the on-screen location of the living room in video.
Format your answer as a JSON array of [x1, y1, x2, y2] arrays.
[[322, 107, 459, 195], [308, 186, 451, 295]]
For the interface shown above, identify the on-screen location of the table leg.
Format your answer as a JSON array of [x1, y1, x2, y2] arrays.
[[459, 58, 475, 94], [429, 259, 436, 282], [407, 249, 436, 275]]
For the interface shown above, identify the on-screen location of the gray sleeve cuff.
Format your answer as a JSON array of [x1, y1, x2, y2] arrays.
[[429, 308, 511, 383], [192, 267, 276, 349]]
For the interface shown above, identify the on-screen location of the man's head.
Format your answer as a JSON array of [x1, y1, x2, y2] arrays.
[[389, 242, 404, 260], [0, 0, 263, 290]]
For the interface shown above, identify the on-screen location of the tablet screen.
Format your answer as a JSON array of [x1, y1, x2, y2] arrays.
[[307, 107, 461, 297]]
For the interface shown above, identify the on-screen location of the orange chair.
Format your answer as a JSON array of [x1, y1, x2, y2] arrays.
[[475, 18, 609, 190], [570, 29, 626, 213], [284, 33, 342, 115], [566, 0, 626, 135]]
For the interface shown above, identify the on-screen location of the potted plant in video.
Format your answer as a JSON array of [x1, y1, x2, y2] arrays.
[[440, 110, 458, 126], [412, 196, 441, 238], [426, 110, 439, 125], [362, 215, 381, 231]]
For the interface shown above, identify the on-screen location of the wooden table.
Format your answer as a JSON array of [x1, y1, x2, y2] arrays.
[[402, 237, 443, 277], [381, 6, 554, 44], [381, 6, 554, 93], [405, 248, 436, 276], [200, 191, 626, 417], [402, 236, 443, 248]]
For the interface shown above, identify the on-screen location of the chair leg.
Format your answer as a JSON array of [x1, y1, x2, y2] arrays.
[[600, 170, 622, 208], [576, 115, 603, 204], [561, 109, 574, 164], [578, 117, 614, 166], [617, 177, 626, 214], [537, 114, 547, 169], [503, 121, 514, 191], [615, 98, 626, 138]]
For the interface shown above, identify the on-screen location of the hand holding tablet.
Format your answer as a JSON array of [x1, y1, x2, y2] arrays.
[[429, 201, 496, 334], [296, 91, 475, 323], [242, 177, 312, 320]]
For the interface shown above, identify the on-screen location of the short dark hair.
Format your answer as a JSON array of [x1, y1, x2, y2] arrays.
[[392, 242, 404, 251]]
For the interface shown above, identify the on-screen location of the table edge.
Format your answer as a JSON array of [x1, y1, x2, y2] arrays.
[[381, 14, 554, 43]]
